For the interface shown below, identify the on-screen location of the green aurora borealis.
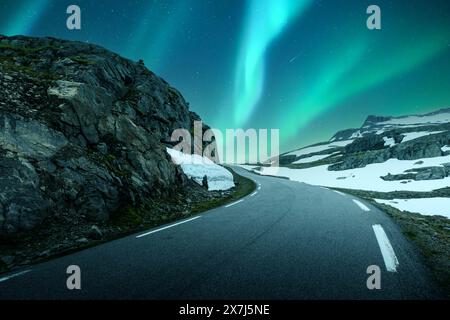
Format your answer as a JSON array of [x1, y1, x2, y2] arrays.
[[1, 0, 449, 152]]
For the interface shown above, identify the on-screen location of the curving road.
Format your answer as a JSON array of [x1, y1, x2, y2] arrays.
[[0, 167, 443, 299]]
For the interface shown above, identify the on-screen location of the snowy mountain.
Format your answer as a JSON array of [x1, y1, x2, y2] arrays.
[[245, 108, 450, 218], [331, 108, 450, 141]]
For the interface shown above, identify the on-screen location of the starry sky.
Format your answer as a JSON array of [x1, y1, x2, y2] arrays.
[[1, 0, 450, 152]]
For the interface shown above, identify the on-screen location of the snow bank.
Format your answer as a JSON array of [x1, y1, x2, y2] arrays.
[[378, 113, 450, 126], [442, 145, 450, 152], [350, 131, 362, 139], [375, 198, 450, 219], [254, 154, 450, 192], [401, 131, 444, 143], [166, 148, 235, 191], [383, 137, 396, 147]]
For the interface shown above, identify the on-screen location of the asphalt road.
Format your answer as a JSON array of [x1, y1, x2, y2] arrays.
[[0, 167, 443, 299]]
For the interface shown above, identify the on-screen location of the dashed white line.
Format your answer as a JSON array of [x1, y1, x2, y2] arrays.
[[372, 224, 399, 272], [250, 191, 258, 197], [136, 216, 201, 238], [333, 190, 346, 196], [225, 199, 244, 208], [0, 270, 32, 283], [352, 199, 370, 211]]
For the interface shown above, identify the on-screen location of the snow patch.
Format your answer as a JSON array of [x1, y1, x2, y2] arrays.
[[350, 131, 362, 139], [255, 155, 450, 192], [378, 113, 450, 126], [441, 145, 450, 152], [375, 198, 450, 219], [383, 137, 396, 147], [166, 148, 235, 191], [401, 131, 445, 143]]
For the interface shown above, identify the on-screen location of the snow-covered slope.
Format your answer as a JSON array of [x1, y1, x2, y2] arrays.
[[401, 131, 444, 143], [167, 148, 235, 191], [255, 155, 450, 192], [375, 198, 450, 219], [331, 108, 450, 141], [378, 111, 450, 126], [246, 108, 450, 218]]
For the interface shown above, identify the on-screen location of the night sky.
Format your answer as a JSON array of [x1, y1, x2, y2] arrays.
[[1, 0, 450, 152]]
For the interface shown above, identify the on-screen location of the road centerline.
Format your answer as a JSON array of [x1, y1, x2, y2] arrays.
[[352, 199, 370, 211], [136, 216, 201, 238], [225, 199, 244, 208], [333, 190, 346, 196], [372, 224, 399, 272]]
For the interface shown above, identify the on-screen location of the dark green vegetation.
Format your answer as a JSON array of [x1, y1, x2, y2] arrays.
[[0, 42, 62, 82], [332, 187, 450, 297]]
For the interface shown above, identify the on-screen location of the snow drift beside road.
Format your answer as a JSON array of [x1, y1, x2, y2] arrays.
[[166, 148, 235, 191], [375, 198, 450, 219]]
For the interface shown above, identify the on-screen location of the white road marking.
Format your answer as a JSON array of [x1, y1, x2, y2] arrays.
[[352, 199, 370, 211], [0, 270, 32, 283], [372, 224, 399, 272], [257, 185, 261, 191], [225, 199, 244, 208], [136, 216, 201, 238], [333, 190, 346, 196], [250, 191, 258, 197]]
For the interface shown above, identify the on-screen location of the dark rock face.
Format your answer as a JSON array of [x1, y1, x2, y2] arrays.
[[0, 35, 201, 235], [361, 115, 391, 127], [381, 166, 448, 181], [329, 128, 359, 141], [330, 131, 450, 171], [343, 134, 386, 153]]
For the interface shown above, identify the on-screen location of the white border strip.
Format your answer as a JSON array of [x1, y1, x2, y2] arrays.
[[372, 224, 399, 272], [136, 216, 201, 238], [0, 270, 32, 283], [225, 199, 244, 208]]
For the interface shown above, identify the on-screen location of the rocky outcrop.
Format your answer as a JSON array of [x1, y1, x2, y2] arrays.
[[381, 166, 449, 181], [329, 128, 359, 141], [329, 131, 450, 171], [0, 35, 203, 236]]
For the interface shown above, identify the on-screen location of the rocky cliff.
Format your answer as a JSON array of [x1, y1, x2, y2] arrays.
[[279, 108, 450, 174], [0, 35, 203, 236]]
